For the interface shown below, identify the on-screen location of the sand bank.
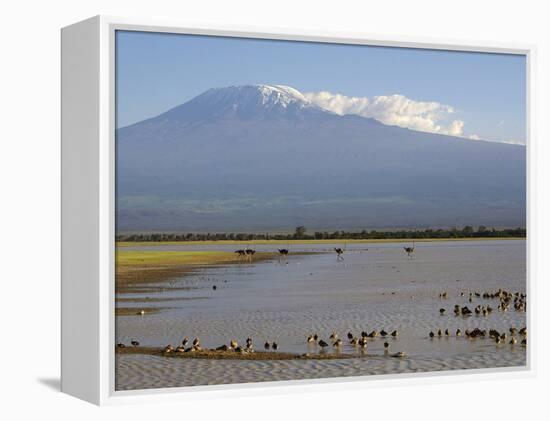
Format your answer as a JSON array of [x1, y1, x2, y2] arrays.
[[115, 345, 391, 361]]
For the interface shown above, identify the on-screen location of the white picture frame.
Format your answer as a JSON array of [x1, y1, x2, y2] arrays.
[[61, 15, 535, 405]]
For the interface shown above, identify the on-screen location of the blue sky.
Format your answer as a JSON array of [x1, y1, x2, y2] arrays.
[[116, 30, 526, 144]]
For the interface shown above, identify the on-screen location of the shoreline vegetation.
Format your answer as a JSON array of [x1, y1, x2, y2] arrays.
[[116, 225, 525, 244]]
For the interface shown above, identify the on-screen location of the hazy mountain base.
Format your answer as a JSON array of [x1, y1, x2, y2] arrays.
[[116, 195, 523, 232]]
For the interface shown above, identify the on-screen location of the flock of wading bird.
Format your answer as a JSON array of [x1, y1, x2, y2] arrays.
[[117, 243, 526, 358], [117, 329, 406, 358], [430, 288, 527, 346]]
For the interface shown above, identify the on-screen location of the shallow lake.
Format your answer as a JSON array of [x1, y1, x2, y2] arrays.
[[115, 240, 527, 390]]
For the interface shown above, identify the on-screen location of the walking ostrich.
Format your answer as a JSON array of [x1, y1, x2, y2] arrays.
[[234, 249, 246, 260], [404, 241, 415, 259], [278, 247, 289, 263], [245, 248, 256, 262], [334, 247, 344, 261]]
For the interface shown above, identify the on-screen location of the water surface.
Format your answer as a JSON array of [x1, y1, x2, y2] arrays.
[[115, 240, 526, 390]]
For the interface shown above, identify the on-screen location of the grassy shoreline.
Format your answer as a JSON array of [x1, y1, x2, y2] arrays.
[[116, 250, 278, 289], [116, 237, 525, 248]]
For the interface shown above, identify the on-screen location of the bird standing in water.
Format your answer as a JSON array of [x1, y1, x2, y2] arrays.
[[404, 242, 415, 259]]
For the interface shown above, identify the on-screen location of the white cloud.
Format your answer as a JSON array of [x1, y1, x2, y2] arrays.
[[304, 90, 526, 145], [305, 91, 465, 137]]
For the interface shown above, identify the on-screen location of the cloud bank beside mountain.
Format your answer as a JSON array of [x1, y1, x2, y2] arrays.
[[304, 91, 477, 140]]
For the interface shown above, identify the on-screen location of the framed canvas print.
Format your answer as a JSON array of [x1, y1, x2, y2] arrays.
[[61, 16, 533, 405]]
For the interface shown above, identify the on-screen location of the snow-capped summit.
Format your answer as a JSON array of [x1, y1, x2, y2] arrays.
[[203, 84, 313, 108], [254, 84, 310, 107], [155, 84, 331, 123]]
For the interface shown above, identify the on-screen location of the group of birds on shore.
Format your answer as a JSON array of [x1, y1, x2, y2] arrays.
[[305, 329, 405, 357], [117, 329, 407, 357], [428, 326, 527, 346], [118, 287, 526, 357], [119, 321, 526, 356], [431, 288, 528, 347], [161, 337, 275, 354], [437, 288, 526, 317]]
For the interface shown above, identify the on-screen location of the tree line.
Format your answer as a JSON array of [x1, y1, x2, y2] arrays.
[[116, 225, 526, 242]]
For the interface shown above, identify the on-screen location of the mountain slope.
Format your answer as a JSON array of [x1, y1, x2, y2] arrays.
[[116, 84, 526, 232]]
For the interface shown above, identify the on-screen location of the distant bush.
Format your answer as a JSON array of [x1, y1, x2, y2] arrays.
[[116, 225, 526, 242]]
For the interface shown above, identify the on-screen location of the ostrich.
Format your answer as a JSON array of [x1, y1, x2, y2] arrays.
[[404, 241, 415, 259], [245, 248, 256, 262], [234, 249, 246, 260], [334, 247, 344, 261], [278, 247, 289, 263]]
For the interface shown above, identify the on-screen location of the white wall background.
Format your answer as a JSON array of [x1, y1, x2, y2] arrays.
[[0, 0, 548, 417]]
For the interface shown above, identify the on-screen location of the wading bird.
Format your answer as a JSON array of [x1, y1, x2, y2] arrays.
[[404, 242, 415, 259]]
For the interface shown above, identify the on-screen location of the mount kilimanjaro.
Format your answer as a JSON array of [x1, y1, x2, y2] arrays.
[[116, 84, 526, 232]]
